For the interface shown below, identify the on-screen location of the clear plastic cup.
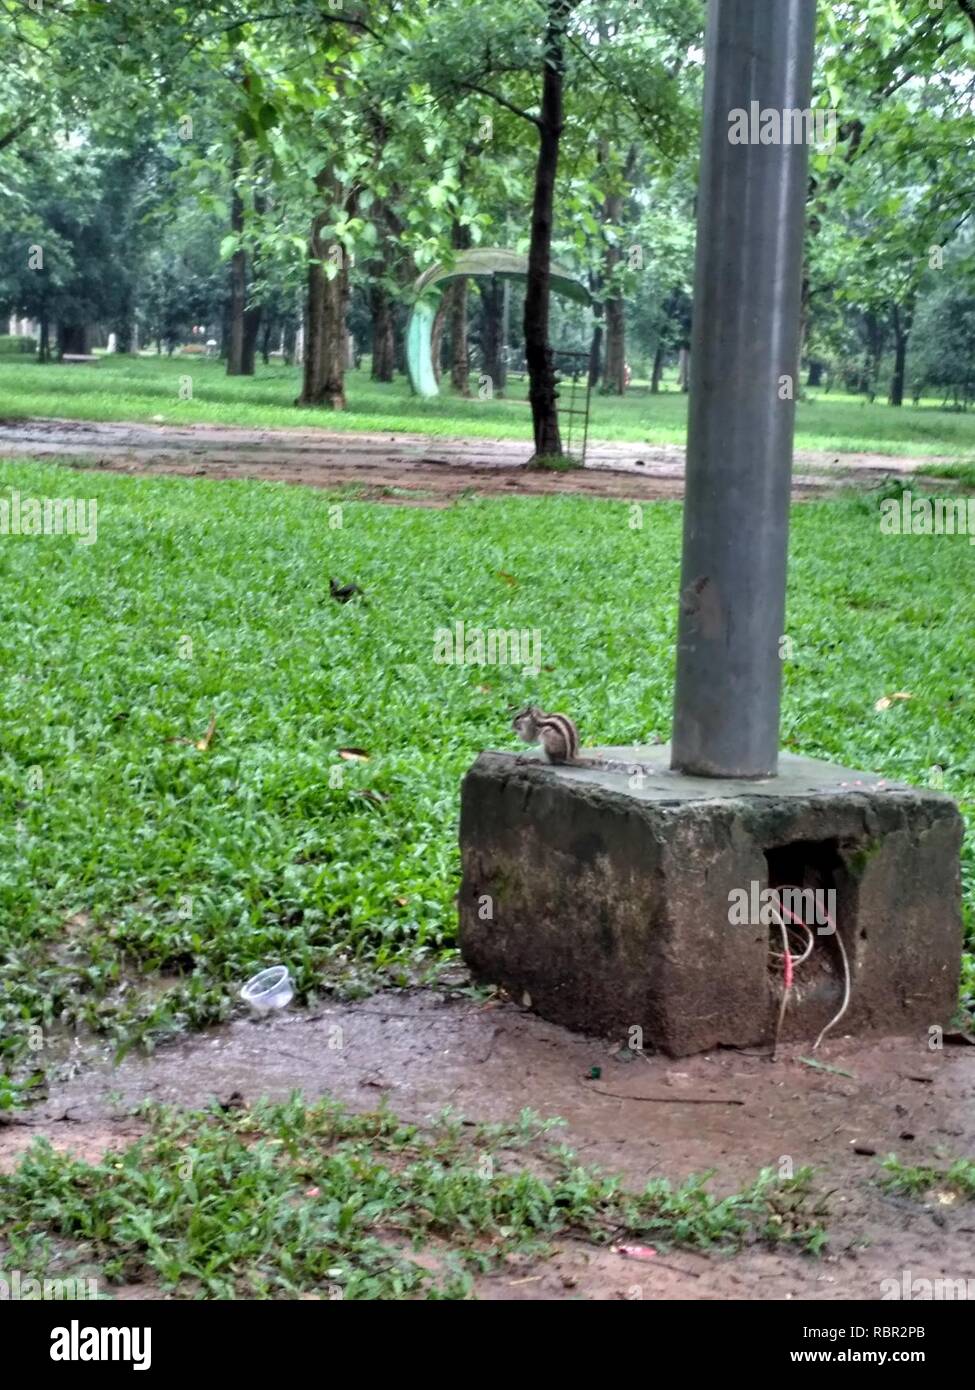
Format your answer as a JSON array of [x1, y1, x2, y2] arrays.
[[240, 965, 294, 1015]]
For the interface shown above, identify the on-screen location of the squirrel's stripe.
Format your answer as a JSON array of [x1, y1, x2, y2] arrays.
[[538, 713, 579, 760]]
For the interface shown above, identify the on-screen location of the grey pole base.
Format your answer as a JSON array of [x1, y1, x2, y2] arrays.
[[459, 750, 963, 1057]]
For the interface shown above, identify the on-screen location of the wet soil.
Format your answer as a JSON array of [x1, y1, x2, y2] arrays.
[[3, 988, 973, 1301], [0, 417, 945, 505]]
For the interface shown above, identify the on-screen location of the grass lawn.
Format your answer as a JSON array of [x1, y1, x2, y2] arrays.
[[1, 455, 973, 1115], [2, 354, 975, 460]]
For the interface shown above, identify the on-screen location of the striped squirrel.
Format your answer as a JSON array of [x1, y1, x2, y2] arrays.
[[511, 706, 660, 777]]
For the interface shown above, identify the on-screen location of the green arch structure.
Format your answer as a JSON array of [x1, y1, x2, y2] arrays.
[[406, 248, 591, 397]]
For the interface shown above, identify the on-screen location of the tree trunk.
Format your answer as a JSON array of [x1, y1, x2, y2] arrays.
[[220, 294, 231, 360], [889, 302, 913, 408], [299, 168, 348, 409], [38, 314, 50, 363], [370, 284, 396, 381], [524, 0, 574, 459], [430, 296, 448, 385], [241, 300, 262, 374], [481, 275, 507, 395], [501, 278, 511, 384], [807, 360, 824, 388], [57, 323, 88, 358], [282, 317, 297, 366], [601, 187, 626, 394], [227, 138, 266, 377], [446, 279, 470, 394], [113, 290, 134, 354], [394, 305, 407, 375], [227, 157, 248, 375], [587, 268, 603, 387], [588, 320, 603, 388], [603, 289, 626, 394], [651, 343, 664, 393], [677, 346, 690, 392], [864, 309, 885, 400], [447, 222, 471, 395]]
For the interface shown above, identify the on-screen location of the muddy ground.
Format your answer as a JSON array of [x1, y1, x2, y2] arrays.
[[0, 416, 947, 503], [3, 988, 973, 1302]]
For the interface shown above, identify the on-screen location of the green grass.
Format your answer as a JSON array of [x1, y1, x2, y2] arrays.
[[917, 461, 975, 488], [0, 1094, 827, 1298], [2, 354, 975, 459], [0, 456, 973, 1102], [878, 1155, 975, 1201]]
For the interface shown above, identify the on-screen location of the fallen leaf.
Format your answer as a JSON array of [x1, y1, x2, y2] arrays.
[[168, 711, 217, 750], [195, 712, 217, 751], [339, 748, 370, 761], [496, 570, 518, 586], [875, 692, 913, 711]]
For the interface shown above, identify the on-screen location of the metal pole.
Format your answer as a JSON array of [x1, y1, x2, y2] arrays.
[[671, 0, 817, 779]]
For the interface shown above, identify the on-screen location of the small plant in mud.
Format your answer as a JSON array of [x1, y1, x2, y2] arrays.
[[878, 1155, 975, 1202], [0, 1095, 830, 1300]]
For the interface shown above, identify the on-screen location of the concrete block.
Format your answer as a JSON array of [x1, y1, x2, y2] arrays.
[[458, 747, 964, 1056]]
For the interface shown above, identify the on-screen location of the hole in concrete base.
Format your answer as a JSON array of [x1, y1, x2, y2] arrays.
[[764, 838, 854, 1036]]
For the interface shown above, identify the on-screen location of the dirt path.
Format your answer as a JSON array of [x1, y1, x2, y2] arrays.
[[0, 417, 947, 504], [4, 988, 972, 1301]]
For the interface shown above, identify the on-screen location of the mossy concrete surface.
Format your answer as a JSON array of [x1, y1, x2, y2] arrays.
[[459, 748, 964, 1056]]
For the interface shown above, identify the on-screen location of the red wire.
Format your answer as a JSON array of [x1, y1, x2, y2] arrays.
[[776, 888, 839, 989]]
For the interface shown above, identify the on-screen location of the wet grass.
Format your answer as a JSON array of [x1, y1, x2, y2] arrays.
[[1, 354, 974, 458], [917, 461, 975, 488], [0, 456, 973, 1106], [0, 1095, 828, 1298], [878, 1155, 975, 1202]]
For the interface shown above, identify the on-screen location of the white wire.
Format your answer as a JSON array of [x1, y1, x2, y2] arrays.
[[813, 925, 852, 1050], [767, 891, 851, 1054]]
